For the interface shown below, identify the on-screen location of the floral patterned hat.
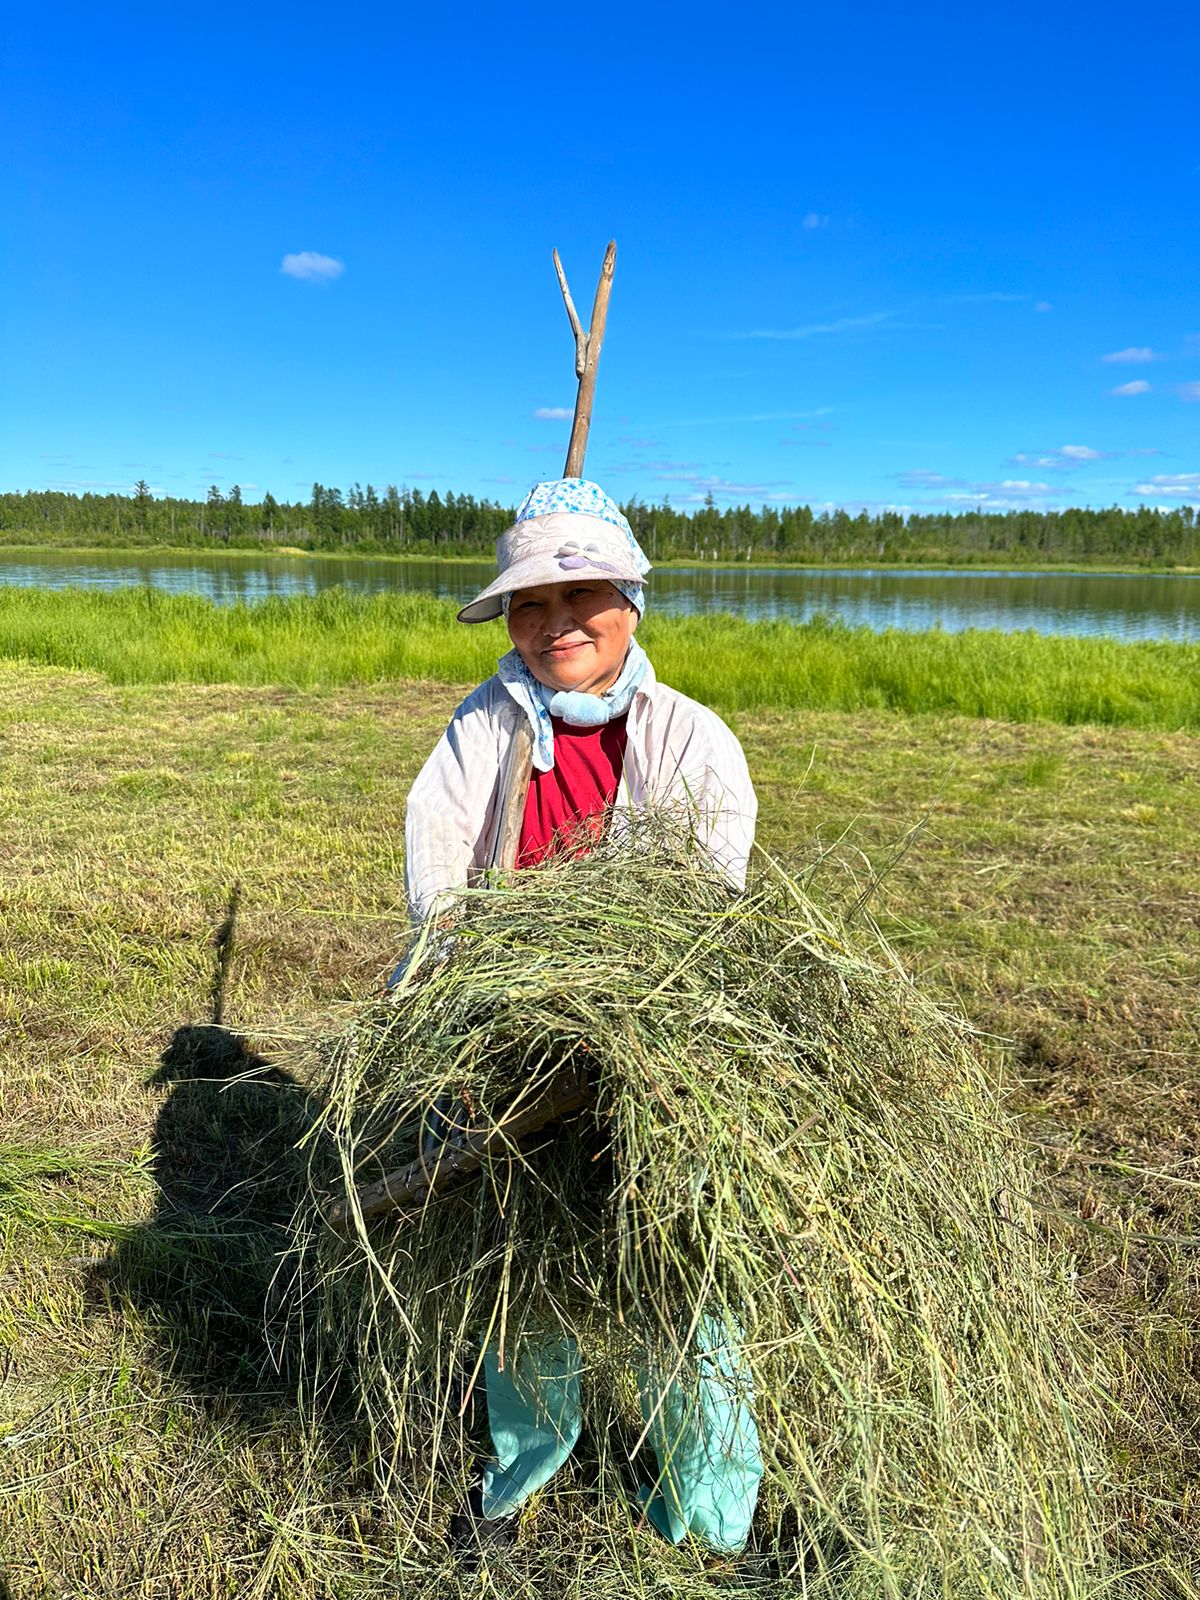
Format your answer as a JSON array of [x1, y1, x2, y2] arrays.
[[456, 478, 652, 624]]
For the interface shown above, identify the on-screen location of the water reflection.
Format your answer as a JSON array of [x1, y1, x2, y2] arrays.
[[663, 565, 1200, 642], [0, 552, 487, 608], [2, 550, 1198, 643]]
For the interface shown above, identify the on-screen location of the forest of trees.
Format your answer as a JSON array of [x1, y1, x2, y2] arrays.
[[1, 482, 1197, 567]]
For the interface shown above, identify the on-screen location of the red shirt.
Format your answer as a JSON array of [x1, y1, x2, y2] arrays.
[[517, 715, 629, 869]]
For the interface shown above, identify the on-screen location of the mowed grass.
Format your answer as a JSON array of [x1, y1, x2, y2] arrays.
[[1, 584, 1199, 727], [1, 659, 1198, 1595]]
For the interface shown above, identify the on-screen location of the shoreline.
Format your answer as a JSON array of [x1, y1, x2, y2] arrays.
[[0, 538, 1197, 578]]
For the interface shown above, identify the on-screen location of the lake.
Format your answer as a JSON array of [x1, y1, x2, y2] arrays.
[[2, 549, 1199, 642]]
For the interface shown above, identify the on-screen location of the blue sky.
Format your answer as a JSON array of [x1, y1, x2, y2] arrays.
[[3, 0, 1198, 514]]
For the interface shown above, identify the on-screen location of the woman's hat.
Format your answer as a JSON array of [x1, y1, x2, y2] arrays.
[[457, 478, 652, 624]]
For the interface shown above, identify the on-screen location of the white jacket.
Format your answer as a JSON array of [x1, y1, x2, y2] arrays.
[[404, 662, 758, 921]]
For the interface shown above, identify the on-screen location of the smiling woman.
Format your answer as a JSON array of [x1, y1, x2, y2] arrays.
[[403, 476, 758, 919], [397, 476, 761, 1557]]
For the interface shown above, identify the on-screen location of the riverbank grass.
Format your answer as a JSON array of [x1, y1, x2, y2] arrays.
[[1, 585, 1198, 727]]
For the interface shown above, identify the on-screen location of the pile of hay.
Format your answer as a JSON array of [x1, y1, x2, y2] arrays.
[[285, 834, 1109, 1596]]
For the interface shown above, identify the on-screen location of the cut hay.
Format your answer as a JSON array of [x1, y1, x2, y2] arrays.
[[283, 831, 1111, 1596]]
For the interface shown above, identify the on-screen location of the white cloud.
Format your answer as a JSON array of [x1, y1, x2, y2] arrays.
[[894, 469, 966, 488], [658, 407, 834, 427], [1110, 380, 1151, 396], [801, 212, 829, 229], [280, 251, 344, 283], [1179, 382, 1200, 403], [1132, 473, 1200, 498], [1101, 346, 1160, 364], [1035, 301, 1053, 313], [844, 499, 917, 515], [1009, 445, 1106, 470], [682, 489, 799, 504], [938, 479, 1068, 510], [749, 408, 833, 422], [652, 471, 791, 500], [533, 406, 573, 420], [46, 478, 137, 490], [734, 311, 892, 340]]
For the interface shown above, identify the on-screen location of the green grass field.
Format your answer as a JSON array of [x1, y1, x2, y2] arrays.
[[1, 585, 1199, 728], [1, 595, 1198, 1595]]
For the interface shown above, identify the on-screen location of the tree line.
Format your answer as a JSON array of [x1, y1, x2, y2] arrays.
[[1, 482, 1197, 567]]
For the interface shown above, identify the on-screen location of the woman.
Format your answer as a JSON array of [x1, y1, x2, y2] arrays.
[[403, 477, 762, 1556]]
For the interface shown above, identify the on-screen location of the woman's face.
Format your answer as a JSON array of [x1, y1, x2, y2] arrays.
[[506, 580, 637, 695]]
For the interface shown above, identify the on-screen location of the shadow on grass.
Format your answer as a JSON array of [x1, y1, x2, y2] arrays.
[[82, 1029, 849, 1591], [97, 1024, 324, 1394]]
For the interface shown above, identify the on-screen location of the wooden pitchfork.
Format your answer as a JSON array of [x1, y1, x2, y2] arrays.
[[325, 243, 617, 1231]]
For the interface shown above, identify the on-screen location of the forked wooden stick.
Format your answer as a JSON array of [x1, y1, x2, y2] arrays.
[[553, 240, 616, 478]]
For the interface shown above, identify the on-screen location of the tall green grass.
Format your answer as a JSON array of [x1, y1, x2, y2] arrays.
[[1, 584, 1198, 728]]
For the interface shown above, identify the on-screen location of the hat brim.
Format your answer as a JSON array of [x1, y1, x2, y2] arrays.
[[456, 555, 646, 624]]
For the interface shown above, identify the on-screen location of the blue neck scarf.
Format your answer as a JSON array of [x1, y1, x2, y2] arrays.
[[497, 640, 649, 773]]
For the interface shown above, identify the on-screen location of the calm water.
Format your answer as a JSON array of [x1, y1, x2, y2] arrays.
[[3, 549, 1199, 642]]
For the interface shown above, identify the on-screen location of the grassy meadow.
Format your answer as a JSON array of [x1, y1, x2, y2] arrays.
[[1, 588, 1199, 1595]]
